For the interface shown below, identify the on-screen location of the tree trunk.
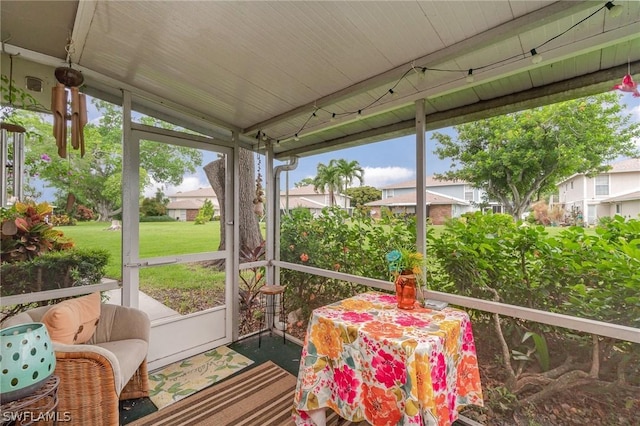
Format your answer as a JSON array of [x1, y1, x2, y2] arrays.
[[203, 148, 264, 254], [204, 158, 226, 250]]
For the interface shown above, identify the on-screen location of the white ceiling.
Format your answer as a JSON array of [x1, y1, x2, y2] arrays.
[[1, 1, 639, 159]]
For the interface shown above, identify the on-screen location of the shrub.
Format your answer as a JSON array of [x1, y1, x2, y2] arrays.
[[194, 199, 215, 224], [50, 214, 77, 227], [74, 204, 94, 221], [140, 197, 167, 217], [279, 206, 416, 320], [1, 201, 74, 263], [1, 248, 110, 296]]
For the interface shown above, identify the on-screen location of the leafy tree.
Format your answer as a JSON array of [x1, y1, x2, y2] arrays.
[[333, 159, 364, 207], [345, 186, 381, 209], [1, 74, 43, 122], [311, 159, 364, 207], [194, 199, 215, 224], [15, 101, 203, 220], [294, 177, 314, 188], [432, 93, 639, 219], [312, 162, 342, 206], [140, 189, 168, 217]]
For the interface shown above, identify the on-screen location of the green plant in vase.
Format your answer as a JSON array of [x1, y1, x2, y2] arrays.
[[385, 248, 425, 309]]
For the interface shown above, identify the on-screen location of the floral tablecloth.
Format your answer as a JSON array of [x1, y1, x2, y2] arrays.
[[292, 291, 483, 426]]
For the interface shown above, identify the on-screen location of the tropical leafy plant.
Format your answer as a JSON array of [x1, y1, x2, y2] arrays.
[[1, 201, 74, 263]]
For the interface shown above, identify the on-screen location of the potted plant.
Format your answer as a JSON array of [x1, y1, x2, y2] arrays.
[[385, 248, 424, 309]]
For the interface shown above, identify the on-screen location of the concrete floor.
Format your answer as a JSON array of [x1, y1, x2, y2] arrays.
[[104, 289, 180, 321]]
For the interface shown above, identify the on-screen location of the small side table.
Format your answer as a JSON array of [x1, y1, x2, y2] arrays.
[[257, 285, 286, 347], [0, 375, 60, 426]]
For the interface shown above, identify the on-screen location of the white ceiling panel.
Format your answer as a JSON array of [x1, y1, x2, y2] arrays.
[[1, 1, 638, 158]]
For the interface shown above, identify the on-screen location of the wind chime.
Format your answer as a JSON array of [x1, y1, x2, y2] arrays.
[[50, 39, 87, 212], [253, 152, 265, 216], [51, 40, 87, 159], [1, 50, 27, 206]]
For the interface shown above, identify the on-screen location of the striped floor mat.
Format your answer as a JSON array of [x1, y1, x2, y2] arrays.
[[131, 361, 368, 426]]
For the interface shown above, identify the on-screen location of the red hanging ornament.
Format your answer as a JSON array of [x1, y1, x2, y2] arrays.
[[612, 74, 640, 97]]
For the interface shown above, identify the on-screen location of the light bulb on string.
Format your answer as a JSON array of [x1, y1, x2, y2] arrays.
[[294, 133, 300, 141], [605, 1, 623, 18], [279, 2, 613, 144], [530, 48, 543, 64], [466, 69, 474, 83]]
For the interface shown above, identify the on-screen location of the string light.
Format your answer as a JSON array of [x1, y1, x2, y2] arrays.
[[466, 69, 474, 83], [605, 1, 623, 18], [257, 2, 616, 144], [530, 48, 542, 64]]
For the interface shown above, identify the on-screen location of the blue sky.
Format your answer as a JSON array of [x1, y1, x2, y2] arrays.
[[162, 130, 456, 198]]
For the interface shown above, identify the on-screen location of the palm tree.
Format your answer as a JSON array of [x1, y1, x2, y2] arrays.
[[332, 159, 364, 208], [313, 162, 342, 206]]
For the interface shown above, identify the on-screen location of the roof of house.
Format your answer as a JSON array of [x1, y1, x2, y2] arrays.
[[171, 188, 217, 198], [381, 176, 467, 190], [167, 200, 205, 210], [601, 190, 640, 203], [283, 185, 320, 196], [558, 158, 640, 185], [283, 185, 349, 199], [366, 190, 469, 207], [609, 158, 640, 173], [280, 197, 327, 209]]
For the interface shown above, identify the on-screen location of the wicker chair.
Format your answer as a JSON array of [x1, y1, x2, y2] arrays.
[[2, 303, 150, 426]]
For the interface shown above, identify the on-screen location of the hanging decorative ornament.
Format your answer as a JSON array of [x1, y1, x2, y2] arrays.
[[612, 74, 640, 97], [253, 151, 265, 216], [51, 37, 87, 158]]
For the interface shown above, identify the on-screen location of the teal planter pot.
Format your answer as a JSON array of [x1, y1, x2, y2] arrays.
[[0, 322, 56, 403]]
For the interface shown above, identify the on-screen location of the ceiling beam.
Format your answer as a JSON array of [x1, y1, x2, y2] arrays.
[[246, 1, 598, 135], [276, 59, 639, 159]]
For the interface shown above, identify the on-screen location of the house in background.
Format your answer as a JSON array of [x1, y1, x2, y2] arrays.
[[280, 185, 351, 215], [366, 191, 470, 224], [382, 177, 479, 203], [371, 176, 500, 224], [557, 158, 640, 225], [167, 187, 220, 221]]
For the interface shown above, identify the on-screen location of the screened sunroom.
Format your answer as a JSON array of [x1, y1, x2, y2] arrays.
[[1, 2, 639, 425]]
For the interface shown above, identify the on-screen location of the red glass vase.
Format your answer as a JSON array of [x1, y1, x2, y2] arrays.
[[395, 273, 417, 309]]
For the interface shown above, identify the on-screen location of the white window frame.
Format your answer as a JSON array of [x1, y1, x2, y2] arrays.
[[594, 175, 609, 196]]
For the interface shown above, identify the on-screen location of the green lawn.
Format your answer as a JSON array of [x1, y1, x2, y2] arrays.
[[57, 221, 223, 288]]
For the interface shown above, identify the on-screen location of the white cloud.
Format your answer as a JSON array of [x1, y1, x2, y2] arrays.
[[143, 175, 208, 198], [358, 166, 414, 188]]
